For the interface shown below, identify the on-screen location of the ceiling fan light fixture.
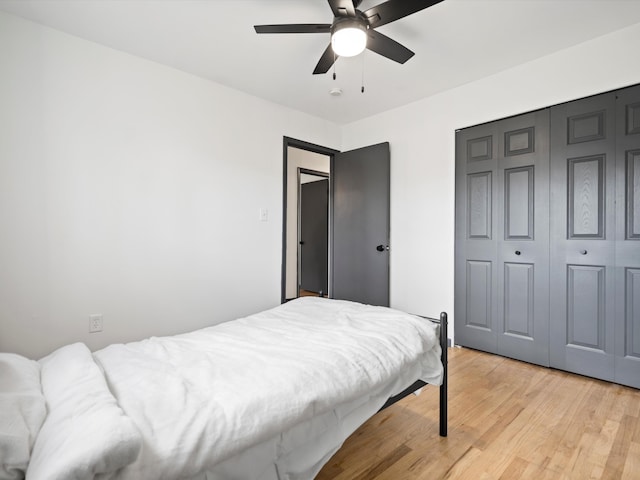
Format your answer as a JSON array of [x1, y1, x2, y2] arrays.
[[331, 20, 367, 57]]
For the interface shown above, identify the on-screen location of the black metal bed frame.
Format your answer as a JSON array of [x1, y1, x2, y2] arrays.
[[378, 312, 448, 437]]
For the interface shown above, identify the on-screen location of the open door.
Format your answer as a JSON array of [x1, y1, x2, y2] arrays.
[[332, 142, 390, 306], [299, 173, 329, 296]]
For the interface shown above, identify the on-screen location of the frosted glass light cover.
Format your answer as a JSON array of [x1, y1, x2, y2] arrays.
[[331, 27, 367, 57]]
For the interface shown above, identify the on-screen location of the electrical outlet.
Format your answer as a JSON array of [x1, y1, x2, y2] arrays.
[[89, 314, 103, 333]]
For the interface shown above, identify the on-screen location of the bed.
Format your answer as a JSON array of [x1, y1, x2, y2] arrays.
[[1, 297, 447, 480]]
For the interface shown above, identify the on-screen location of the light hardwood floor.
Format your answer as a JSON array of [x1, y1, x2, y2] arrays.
[[316, 347, 640, 479]]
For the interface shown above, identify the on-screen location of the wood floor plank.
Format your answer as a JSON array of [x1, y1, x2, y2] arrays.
[[353, 444, 412, 480], [621, 441, 640, 480], [498, 456, 528, 480], [602, 414, 636, 479], [316, 347, 640, 480]]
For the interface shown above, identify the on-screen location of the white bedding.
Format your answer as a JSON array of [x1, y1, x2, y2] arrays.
[[0, 353, 46, 480], [35, 297, 443, 480], [27, 343, 142, 480]]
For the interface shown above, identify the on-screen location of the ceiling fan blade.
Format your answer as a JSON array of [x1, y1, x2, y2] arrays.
[[313, 44, 336, 75], [363, 0, 444, 28], [327, 0, 356, 17], [254, 24, 331, 34], [366, 29, 414, 64]]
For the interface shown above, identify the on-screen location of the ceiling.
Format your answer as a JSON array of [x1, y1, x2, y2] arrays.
[[1, 0, 640, 124]]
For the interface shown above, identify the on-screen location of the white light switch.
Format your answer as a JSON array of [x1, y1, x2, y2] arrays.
[[259, 208, 268, 222]]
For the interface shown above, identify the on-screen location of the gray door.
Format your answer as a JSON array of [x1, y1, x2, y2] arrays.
[[299, 178, 328, 295], [455, 110, 550, 367], [332, 142, 390, 306], [549, 93, 617, 381], [614, 85, 640, 388]]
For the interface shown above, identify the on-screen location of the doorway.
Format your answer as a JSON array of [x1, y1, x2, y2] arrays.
[[282, 137, 391, 306], [282, 138, 335, 303]]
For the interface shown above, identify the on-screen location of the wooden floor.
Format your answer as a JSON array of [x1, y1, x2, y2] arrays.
[[299, 289, 328, 298], [316, 347, 640, 480]]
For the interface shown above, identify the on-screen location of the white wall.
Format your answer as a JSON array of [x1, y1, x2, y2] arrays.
[[3, 9, 639, 357], [0, 11, 340, 358], [341, 22, 640, 339]]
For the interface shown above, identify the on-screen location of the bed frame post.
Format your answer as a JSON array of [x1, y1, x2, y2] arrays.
[[439, 312, 448, 437], [376, 312, 449, 437]]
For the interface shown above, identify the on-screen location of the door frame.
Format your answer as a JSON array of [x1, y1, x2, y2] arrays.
[[282, 137, 338, 303]]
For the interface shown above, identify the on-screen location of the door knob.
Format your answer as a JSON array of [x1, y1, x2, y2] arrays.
[[376, 245, 389, 252], [515, 250, 521, 255], [580, 249, 587, 255]]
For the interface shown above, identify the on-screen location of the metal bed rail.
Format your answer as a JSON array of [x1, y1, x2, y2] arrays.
[[378, 312, 448, 437]]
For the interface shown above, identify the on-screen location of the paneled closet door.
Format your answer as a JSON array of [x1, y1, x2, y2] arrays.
[[549, 93, 617, 381], [614, 85, 640, 388], [455, 121, 499, 354], [455, 110, 550, 367], [497, 111, 550, 366]]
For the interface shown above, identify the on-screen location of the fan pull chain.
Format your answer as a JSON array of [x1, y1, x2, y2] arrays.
[[361, 50, 365, 93], [333, 52, 337, 80]]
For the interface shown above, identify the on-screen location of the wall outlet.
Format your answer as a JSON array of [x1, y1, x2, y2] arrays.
[[89, 314, 103, 333]]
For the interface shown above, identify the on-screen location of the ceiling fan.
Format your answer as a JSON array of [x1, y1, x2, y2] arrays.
[[254, 0, 445, 75]]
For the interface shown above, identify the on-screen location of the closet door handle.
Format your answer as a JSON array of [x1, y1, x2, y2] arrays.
[[515, 250, 521, 256], [580, 249, 587, 255]]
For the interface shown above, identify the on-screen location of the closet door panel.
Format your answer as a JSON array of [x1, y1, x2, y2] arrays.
[[504, 166, 534, 239], [455, 123, 499, 353], [567, 155, 605, 238], [614, 85, 640, 388], [496, 110, 550, 366], [625, 269, 640, 354], [465, 260, 493, 330], [627, 150, 640, 238], [468, 172, 492, 238], [566, 264, 605, 350], [503, 262, 534, 338], [550, 93, 616, 381]]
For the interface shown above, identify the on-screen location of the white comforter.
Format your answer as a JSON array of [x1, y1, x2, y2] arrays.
[[35, 298, 443, 480]]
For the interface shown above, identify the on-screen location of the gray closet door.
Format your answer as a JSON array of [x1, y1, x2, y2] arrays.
[[614, 85, 640, 388], [457, 83, 640, 388], [455, 121, 499, 354], [455, 110, 550, 366], [549, 93, 617, 381]]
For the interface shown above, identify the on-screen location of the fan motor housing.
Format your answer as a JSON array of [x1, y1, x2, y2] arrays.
[[330, 11, 369, 36]]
